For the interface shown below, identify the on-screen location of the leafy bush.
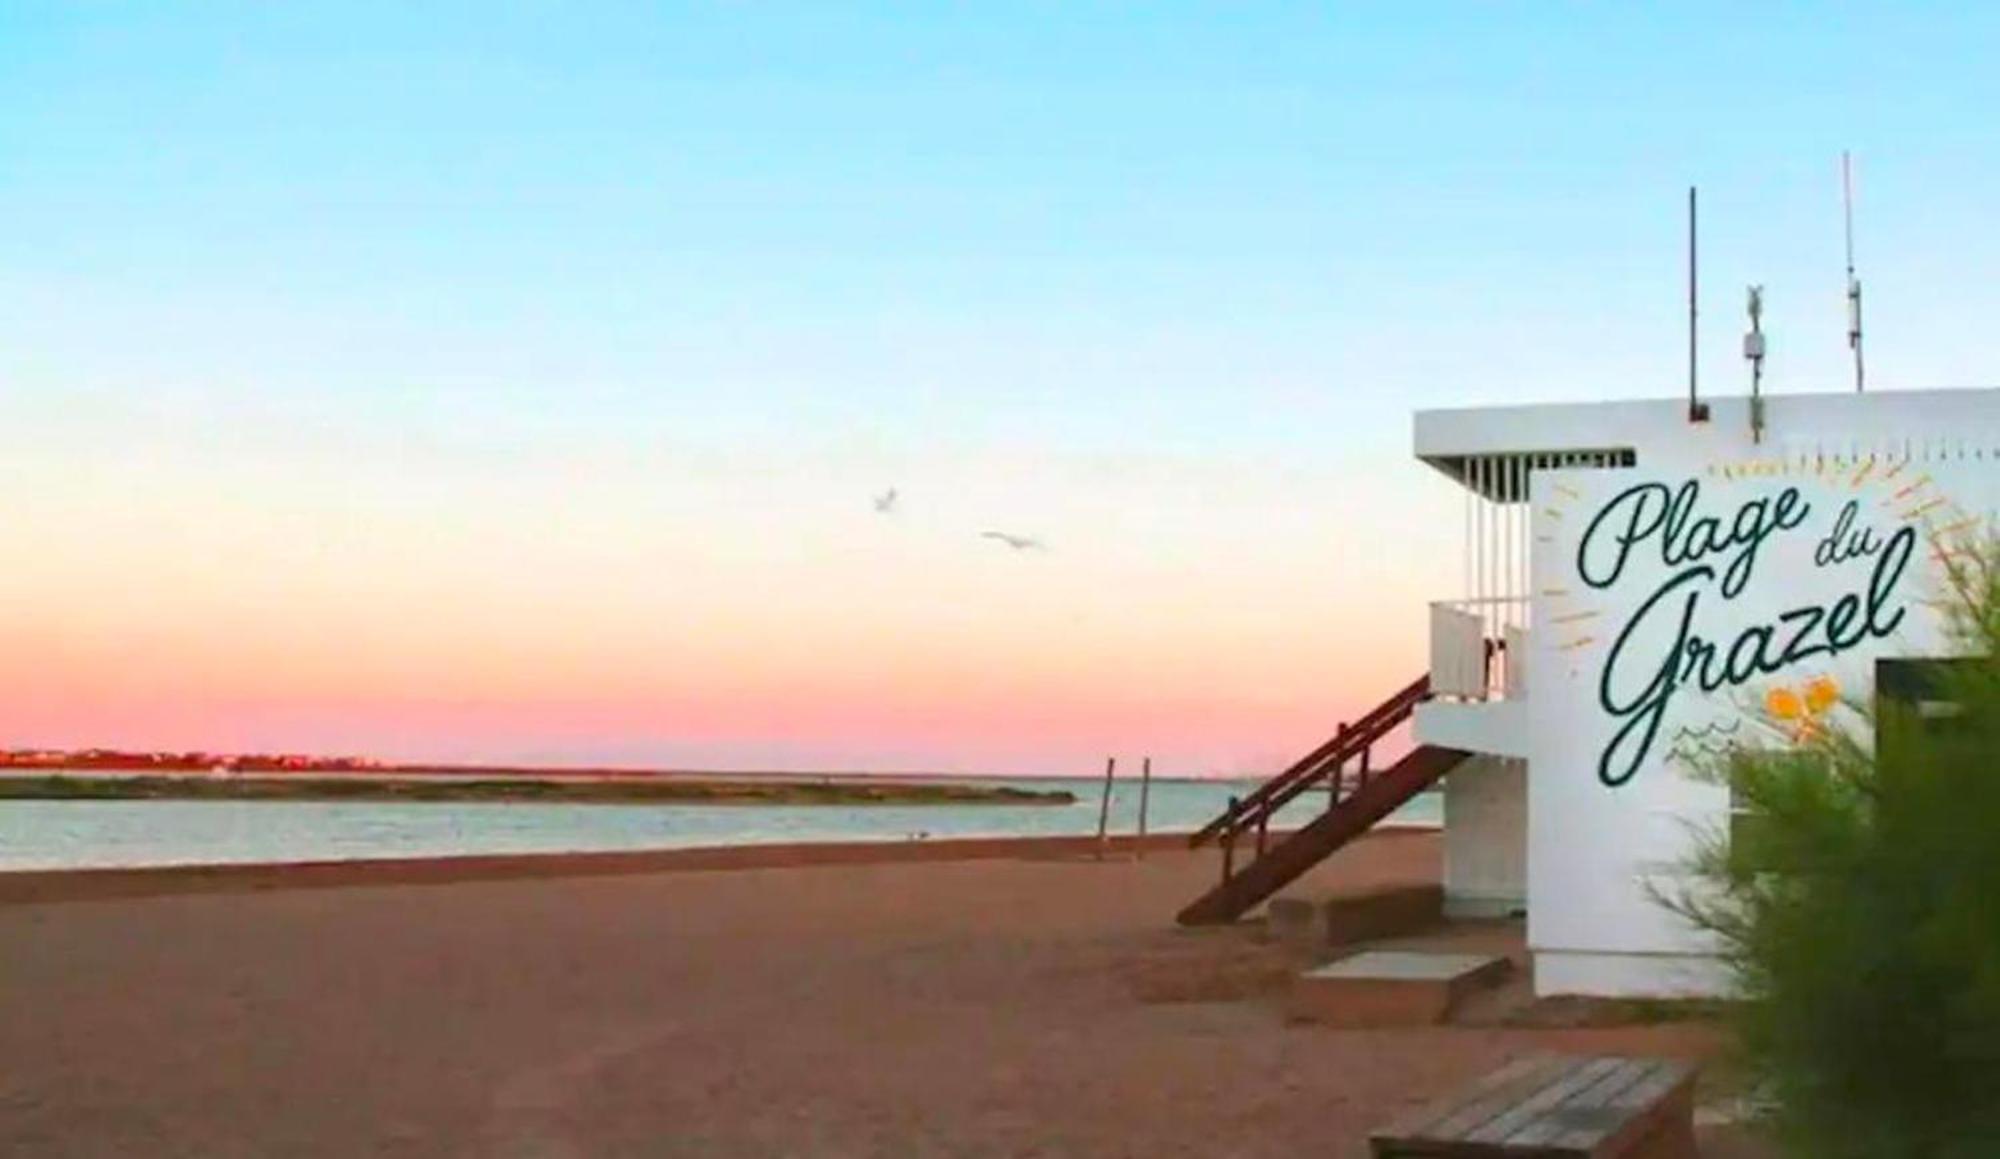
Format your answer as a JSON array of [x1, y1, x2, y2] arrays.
[[1662, 543, 2000, 1158]]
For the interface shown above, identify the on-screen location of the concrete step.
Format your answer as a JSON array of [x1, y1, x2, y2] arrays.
[[1286, 949, 1512, 1027], [1264, 883, 1443, 956]]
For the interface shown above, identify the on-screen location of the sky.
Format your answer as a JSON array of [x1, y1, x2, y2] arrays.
[[2, 4, 1997, 774]]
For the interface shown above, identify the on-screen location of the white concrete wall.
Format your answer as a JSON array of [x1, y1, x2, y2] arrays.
[[1413, 700, 1528, 758], [1415, 386, 2000, 998], [1535, 951, 1732, 999], [1442, 755, 1527, 918], [1518, 395, 2000, 997]]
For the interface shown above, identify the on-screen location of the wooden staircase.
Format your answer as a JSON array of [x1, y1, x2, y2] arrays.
[[1178, 675, 1469, 926]]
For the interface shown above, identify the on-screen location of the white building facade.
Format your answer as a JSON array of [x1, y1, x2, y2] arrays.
[[1413, 387, 2000, 998]]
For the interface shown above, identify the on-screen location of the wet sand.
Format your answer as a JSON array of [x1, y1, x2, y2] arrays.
[[0, 832, 1214, 907], [0, 831, 1721, 1158]]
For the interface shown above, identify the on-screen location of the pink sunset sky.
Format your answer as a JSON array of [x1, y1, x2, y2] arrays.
[[7, 7, 1997, 774], [2, 382, 1466, 773]]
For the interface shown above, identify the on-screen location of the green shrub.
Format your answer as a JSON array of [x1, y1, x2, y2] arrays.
[[1662, 543, 2000, 1158]]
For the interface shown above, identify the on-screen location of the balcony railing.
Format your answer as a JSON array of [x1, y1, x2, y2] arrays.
[[1429, 596, 1528, 701]]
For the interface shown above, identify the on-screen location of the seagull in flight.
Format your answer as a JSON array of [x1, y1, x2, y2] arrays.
[[872, 488, 898, 514], [981, 530, 1045, 552]]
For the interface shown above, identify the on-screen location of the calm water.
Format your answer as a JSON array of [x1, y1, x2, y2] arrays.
[[0, 777, 1441, 871]]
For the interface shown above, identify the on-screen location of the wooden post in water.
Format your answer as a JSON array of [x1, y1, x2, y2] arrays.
[[1135, 756, 1153, 858], [1221, 795, 1239, 881], [1093, 756, 1117, 860], [1327, 722, 1347, 813]]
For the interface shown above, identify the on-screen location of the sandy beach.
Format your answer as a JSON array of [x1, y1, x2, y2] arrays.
[[0, 832, 1720, 1158]]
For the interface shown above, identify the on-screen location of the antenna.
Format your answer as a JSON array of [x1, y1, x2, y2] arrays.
[[1843, 151, 1864, 392], [1688, 186, 1708, 422], [1745, 285, 1767, 443]]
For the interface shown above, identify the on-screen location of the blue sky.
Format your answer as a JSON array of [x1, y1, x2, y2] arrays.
[[1, 4, 1996, 770]]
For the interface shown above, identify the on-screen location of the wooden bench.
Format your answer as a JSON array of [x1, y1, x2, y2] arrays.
[[1369, 1054, 1699, 1158]]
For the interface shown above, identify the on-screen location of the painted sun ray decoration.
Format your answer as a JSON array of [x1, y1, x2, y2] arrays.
[[1885, 473, 1933, 508], [1902, 496, 1948, 522], [1537, 482, 1595, 666]]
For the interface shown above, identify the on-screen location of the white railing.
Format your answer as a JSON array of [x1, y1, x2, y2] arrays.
[[1445, 449, 1627, 704], [1429, 596, 1529, 702], [1461, 454, 1533, 633]]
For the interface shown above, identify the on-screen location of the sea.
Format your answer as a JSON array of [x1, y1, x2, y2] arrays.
[[0, 776, 1441, 872]]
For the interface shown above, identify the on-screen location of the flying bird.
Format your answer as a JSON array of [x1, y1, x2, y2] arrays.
[[980, 530, 1045, 552], [872, 488, 898, 514]]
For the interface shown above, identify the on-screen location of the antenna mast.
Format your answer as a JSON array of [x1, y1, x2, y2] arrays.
[[1843, 152, 1865, 392], [1745, 285, 1767, 443], [1688, 186, 1708, 422]]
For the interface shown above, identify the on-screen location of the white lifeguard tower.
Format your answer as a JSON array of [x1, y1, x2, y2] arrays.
[[1184, 386, 2000, 1000]]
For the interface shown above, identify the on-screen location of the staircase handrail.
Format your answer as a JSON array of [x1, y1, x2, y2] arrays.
[[1188, 673, 1430, 849]]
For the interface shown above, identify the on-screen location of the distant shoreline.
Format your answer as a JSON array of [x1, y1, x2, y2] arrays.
[[0, 762, 1239, 786], [0, 773, 1078, 807]]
